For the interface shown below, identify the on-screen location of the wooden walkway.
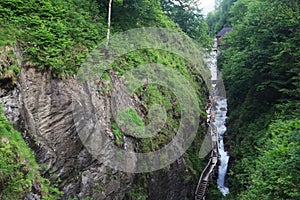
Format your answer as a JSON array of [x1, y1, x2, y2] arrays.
[[195, 104, 220, 200]]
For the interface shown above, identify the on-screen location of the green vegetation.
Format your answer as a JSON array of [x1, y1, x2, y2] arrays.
[[184, 124, 208, 180], [240, 119, 300, 199], [108, 0, 176, 30], [0, 46, 20, 83], [0, 0, 106, 77], [111, 122, 124, 146], [3, 0, 300, 198], [116, 107, 145, 137], [127, 185, 148, 200], [1, 0, 211, 198], [103, 48, 207, 154], [206, 0, 237, 35], [208, 0, 300, 199], [0, 108, 61, 199], [161, 0, 212, 47]]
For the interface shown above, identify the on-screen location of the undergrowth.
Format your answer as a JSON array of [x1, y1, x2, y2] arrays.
[[0, 107, 61, 199]]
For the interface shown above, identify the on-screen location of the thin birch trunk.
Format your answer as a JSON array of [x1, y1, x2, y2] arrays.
[[106, 0, 113, 47]]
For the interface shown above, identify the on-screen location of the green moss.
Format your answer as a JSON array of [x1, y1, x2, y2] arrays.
[[116, 108, 145, 138], [119, 108, 144, 126], [111, 122, 124, 146], [0, 107, 61, 199]]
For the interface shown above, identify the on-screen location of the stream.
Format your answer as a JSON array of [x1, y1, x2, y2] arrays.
[[213, 97, 230, 196], [208, 47, 230, 196]]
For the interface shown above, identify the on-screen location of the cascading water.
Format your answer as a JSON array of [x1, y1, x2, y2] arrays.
[[207, 42, 230, 196], [213, 97, 230, 195]]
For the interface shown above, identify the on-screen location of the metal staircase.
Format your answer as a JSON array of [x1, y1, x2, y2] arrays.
[[195, 104, 220, 200]]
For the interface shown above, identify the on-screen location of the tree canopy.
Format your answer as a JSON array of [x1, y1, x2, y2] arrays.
[[208, 0, 300, 199], [161, 0, 212, 47]]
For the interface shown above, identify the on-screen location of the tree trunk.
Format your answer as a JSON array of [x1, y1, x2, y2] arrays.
[[106, 0, 113, 47]]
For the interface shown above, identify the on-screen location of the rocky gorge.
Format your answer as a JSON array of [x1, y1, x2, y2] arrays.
[[0, 1, 212, 199], [1, 63, 206, 199]]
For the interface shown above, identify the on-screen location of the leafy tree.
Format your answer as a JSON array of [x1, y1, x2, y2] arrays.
[[161, 0, 211, 47], [216, 0, 300, 198], [240, 119, 300, 199], [206, 0, 237, 35], [109, 0, 175, 30]]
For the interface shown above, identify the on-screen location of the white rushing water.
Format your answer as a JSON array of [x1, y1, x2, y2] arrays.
[[213, 97, 230, 196], [207, 43, 230, 195]]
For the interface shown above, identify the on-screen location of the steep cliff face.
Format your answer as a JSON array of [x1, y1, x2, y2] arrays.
[[1, 65, 206, 199], [15, 67, 135, 199], [147, 160, 194, 200]]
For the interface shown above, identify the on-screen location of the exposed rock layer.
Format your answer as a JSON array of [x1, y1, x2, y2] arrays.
[[1, 67, 204, 199]]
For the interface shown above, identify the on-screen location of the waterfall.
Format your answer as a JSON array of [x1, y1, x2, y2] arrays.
[[213, 97, 229, 196], [208, 44, 230, 196]]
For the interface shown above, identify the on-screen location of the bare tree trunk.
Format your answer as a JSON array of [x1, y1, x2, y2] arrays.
[[106, 0, 113, 47]]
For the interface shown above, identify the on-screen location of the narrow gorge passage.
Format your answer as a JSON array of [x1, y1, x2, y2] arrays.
[[195, 46, 231, 199], [209, 47, 230, 196]]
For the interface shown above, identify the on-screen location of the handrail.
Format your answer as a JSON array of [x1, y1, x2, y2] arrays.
[[195, 102, 220, 200], [195, 154, 218, 200]]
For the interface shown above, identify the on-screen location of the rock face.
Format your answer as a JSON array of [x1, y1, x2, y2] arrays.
[[0, 66, 204, 199], [147, 160, 194, 200], [8, 67, 134, 199]]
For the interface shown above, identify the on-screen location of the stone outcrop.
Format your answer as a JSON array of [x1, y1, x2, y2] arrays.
[[1, 67, 134, 199], [0, 66, 205, 199]]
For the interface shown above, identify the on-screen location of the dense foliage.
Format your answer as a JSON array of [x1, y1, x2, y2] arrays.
[[241, 119, 300, 199], [0, 108, 61, 199], [0, 0, 212, 77], [206, 0, 237, 35], [0, 0, 106, 77], [110, 0, 176, 30], [161, 0, 212, 47], [209, 0, 300, 199]]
